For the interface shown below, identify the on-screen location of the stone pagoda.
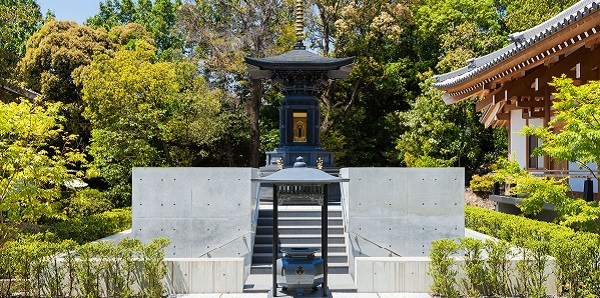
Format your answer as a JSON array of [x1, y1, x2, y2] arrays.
[[245, 0, 355, 168]]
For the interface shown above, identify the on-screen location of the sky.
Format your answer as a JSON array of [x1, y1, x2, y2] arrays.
[[36, 0, 102, 24]]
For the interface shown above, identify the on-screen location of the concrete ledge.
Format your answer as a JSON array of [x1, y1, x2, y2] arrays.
[[165, 258, 245, 294], [355, 256, 557, 294]]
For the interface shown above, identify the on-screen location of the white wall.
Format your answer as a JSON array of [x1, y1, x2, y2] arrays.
[[569, 162, 598, 192], [510, 110, 528, 168]]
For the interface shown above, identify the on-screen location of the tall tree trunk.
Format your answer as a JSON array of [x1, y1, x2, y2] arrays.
[[250, 79, 262, 168]]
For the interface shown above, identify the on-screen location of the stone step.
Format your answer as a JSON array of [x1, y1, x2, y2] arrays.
[[250, 263, 349, 275], [257, 226, 344, 235], [244, 273, 357, 293], [253, 243, 347, 253], [252, 252, 348, 264], [258, 217, 344, 226], [254, 234, 346, 245], [258, 209, 342, 218]]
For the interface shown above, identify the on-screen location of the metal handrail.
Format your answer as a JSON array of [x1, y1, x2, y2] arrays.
[[251, 183, 262, 232], [348, 231, 402, 257], [339, 180, 350, 232], [198, 231, 254, 258]]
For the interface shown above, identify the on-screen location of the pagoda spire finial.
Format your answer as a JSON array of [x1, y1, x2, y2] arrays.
[[294, 0, 305, 49]]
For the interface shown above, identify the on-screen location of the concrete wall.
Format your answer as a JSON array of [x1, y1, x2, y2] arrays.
[[355, 256, 557, 294], [132, 168, 258, 277], [340, 167, 464, 275], [165, 258, 244, 294]]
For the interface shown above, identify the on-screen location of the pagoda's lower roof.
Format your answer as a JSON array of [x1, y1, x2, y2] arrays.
[[245, 49, 355, 71]]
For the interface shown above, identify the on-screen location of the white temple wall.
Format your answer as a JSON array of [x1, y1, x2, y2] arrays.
[[510, 109, 528, 168]]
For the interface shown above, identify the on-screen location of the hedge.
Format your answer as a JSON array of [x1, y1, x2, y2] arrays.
[[49, 207, 132, 244], [465, 206, 600, 297]]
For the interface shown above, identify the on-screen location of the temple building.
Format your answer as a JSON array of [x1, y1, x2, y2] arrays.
[[1, 81, 41, 102], [433, 0, 600, 198]]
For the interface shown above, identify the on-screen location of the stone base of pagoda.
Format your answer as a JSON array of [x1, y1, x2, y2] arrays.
[[265, 147, 334, 168]]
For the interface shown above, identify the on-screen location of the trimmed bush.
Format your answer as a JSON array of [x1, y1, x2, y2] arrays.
[[465, 206, 600, 297], [0, 235, 169, 297], [50, 207, 132, 244]]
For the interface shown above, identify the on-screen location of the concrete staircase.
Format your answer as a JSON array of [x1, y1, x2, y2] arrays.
[[250, 204, 349, 275]]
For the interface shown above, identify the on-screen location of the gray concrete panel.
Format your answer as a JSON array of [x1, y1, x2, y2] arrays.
[[133, 218, 193, 257], [342, 168, 464, 260], [132, 167, 258, 267]]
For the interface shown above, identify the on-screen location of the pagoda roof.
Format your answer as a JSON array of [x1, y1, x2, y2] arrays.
[[433, 0, 600, 91], [245, 46, 355, 79]]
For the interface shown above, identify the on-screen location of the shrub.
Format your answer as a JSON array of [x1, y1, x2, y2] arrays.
[[50, 207, 132, 244], [469, 174, 495, 193], [484, 240, 514, 296], [459, 237, 488, 297], [137, 238, 171, 297], [465, 206, 600, 297], [0, 235, 169, 297], [65, 189, 113, 218], [428, 239, 460, 298]]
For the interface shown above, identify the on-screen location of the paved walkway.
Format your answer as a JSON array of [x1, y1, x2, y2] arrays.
[[171, 294, 431, 297]]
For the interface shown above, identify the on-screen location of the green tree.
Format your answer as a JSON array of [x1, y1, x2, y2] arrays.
[[0, 0, 43, 82], [520, 76, 600, 232], [316, 0, 418, 166], [86, 0, 183, 59], [74, 41, 222, 205], [18, 20, 153, 150], [394, 73, 504, 174], [502, 0, 579, 33], [177, 0, 296, 167], [0, 99, 85, 234], [524, 76, 600, 178], [414, 0, 507, 72]]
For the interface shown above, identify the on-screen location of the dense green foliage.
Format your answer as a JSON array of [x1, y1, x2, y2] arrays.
[[0, 0, 43, 81], [86, 0, 183, 59], [474, 157, 600, 232], [0, 100, 85, 229], [75, 40, 222, 204], [18, 20, 154, 149], [394, 74, 505, 172], [0, 235, 169, 297], [465, 206, 600, 297], [49, 207, 132, 244]]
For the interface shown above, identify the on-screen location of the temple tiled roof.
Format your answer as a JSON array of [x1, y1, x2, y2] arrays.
[[433, 0, 600, 89], [1, 81, 42, 100]]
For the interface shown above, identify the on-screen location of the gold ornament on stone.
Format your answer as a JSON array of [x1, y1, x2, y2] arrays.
[[277, 157, 284, 170], [316, 157, 324, 170]]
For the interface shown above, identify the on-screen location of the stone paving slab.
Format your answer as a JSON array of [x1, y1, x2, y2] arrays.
[[171, 293, 431, 297]]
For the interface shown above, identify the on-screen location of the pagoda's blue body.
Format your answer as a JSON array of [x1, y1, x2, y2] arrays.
[[245, 44, 354, 168]]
